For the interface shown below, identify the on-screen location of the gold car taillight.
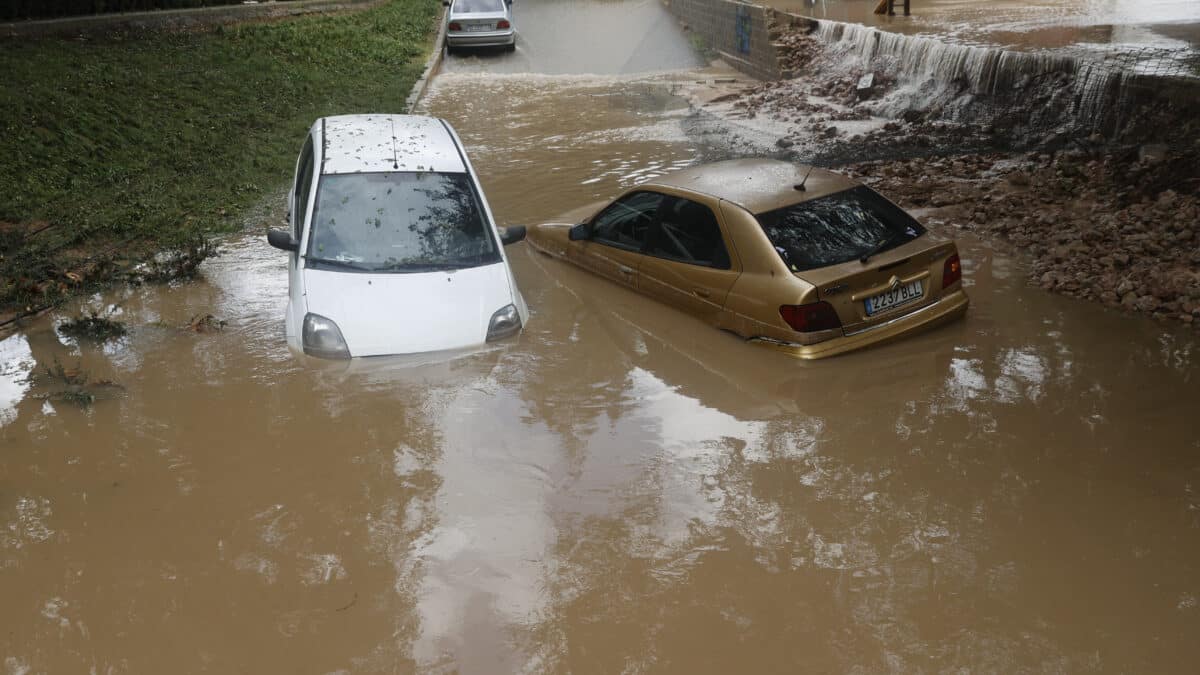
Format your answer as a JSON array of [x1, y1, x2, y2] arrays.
[[780, 302, 842, 332], [942, 254, 962, 288]]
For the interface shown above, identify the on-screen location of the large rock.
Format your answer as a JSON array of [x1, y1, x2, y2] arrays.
[[1139, 144, 1169, 163], [856, 72, 875, 99], [1135, 295, 1161, 312]]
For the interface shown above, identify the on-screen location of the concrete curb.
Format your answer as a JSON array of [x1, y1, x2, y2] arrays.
[[404, 4, 448, 112], [1, 0, 384, 39]]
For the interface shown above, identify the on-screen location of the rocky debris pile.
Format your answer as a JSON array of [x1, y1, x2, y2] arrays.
[[824, 117, 994, 159], [847, 149, 1200, 325], [810, 70, 897, 107], [732, 30, 901, 150], [717, 26, 1200, 326], [775, 29, 825, 76]]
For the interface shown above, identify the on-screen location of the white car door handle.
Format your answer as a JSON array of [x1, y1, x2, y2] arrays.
[[618, 265, 634, 276]]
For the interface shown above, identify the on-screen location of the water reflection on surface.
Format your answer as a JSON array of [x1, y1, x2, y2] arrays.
[[525, 253, 1198, 671], [3, 2, 1200, 671]]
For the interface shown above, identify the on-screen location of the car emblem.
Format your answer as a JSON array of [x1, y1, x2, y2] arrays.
[[888, 275, 901, 291]]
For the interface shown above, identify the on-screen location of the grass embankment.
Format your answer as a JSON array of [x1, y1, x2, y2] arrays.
[[0, 0, 438, 320]]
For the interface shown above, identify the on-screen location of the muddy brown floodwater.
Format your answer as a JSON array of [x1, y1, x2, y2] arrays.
[[3, 0, 1200, 672]]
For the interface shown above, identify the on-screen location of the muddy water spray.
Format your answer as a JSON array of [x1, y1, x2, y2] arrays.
[[811, 19, 1196, 134]]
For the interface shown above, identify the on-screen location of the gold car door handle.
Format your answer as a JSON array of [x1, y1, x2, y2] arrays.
[[617, 265, 634, 276], [692, 288, 711, 299]]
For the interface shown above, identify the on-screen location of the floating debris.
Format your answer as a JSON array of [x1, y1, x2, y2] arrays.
[[186, 314, 227, 333], [58, 308, 127, 341], [139, 237, 219, 284], [33, 359, 125, 408], [42, 359, 88, 386]]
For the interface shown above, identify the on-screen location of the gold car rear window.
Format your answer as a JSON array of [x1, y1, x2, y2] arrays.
[[755, 186, 924, 272]]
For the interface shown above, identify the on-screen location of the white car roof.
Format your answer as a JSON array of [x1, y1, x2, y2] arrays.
[[318, 114, 466, 175]]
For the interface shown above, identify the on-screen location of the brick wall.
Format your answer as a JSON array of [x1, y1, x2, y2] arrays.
[[663, 0, 778, 80]]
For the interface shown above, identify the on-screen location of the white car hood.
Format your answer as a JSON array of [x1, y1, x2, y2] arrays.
[[303, 262, 514, 357]]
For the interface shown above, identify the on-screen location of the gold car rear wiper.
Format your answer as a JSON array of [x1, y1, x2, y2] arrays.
[[859, 231, 903, 264]]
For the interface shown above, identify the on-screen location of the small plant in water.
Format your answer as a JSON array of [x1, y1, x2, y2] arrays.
[[186, 314, 227, 333], [54, 389, 96, 407], [36, 359, 123, 408], [58, 307, 127, 341], [141, 237, 218, 283], [44, 359, 89, 386]]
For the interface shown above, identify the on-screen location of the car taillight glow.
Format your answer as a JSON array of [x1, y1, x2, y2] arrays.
[[780, 302, 842, 332], [942, 253, 962, 289], [448, 21, 462, 31], [496, 19, 510, 29]]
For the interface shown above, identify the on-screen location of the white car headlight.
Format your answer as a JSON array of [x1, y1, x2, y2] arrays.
[[302, 313, 350, 359], [486, 304, 521, 342]]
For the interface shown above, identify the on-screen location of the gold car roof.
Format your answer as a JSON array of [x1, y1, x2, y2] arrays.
[[643, 158, 860, 215]]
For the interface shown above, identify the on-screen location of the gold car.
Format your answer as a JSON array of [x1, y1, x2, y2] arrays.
[[526, 159, 969, 359]]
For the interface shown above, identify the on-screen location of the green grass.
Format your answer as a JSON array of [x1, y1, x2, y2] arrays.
[[0, 0, 438, 313]]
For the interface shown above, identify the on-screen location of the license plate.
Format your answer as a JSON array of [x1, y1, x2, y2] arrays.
[[864, 280, 923, 315], [465, 23, 492, 31]]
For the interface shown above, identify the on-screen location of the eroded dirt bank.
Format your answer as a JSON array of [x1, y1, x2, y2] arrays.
[[692, 28, 1200, 324]]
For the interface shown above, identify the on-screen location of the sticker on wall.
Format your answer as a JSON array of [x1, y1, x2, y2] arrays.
[[735, 5, 751, 54]]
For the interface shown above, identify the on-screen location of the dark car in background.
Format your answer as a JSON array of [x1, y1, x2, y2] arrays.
[[444, 0, 516, 53]]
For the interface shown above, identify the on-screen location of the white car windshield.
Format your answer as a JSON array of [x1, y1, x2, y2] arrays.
[[453, 0, 504, 13], [307, 171, 500, 273]]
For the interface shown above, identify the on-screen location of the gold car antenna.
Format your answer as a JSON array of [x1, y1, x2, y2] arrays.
[[794, 164, 815, 191]]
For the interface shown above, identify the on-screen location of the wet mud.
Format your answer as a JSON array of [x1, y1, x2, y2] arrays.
[[3, 0, 1200, 672]]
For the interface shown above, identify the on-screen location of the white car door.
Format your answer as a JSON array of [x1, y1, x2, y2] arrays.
[[286, 134, 317, 344]]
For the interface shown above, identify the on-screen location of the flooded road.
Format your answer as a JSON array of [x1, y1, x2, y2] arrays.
[[4, 0, 1200, 672], [439, 0, 703, 75]]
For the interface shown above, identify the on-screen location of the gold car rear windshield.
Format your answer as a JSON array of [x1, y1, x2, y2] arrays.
[[306, 172, 500, 273], [755, 186, 925, 272]]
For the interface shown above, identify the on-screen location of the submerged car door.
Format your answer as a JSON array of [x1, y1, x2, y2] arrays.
[[638, 195, 741, 323], [287, 135, 317, 337], [574, 191, 663, 289]]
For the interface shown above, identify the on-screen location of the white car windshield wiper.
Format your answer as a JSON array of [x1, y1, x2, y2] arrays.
[[308, 257, 371, 272], [376, 261, 470, 272]]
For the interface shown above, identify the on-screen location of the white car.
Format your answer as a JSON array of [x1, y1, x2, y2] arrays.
[[266, 114, 528, 359], [443, 0, 515, 53]]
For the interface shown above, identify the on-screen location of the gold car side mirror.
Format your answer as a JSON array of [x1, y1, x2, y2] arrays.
[[568, 223, 591, 241]]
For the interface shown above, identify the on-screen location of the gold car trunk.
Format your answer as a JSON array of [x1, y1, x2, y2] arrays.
[[800, 239, 959, 334]]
